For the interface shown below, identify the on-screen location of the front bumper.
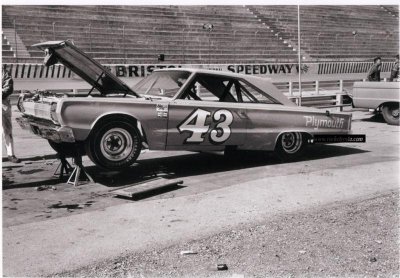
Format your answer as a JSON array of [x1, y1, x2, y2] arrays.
[[16, 116, 75, 143]]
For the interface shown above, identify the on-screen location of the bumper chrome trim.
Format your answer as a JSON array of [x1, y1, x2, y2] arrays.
[[16, 117, 75, 143]]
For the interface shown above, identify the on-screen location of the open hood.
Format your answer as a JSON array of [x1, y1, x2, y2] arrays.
[[33, 40, 139, 97]]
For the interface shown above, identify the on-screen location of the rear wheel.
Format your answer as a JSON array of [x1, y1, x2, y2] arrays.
[[382, 103, 399, 125], [275, 132, 306, 160], [85, 120, 142, 170]]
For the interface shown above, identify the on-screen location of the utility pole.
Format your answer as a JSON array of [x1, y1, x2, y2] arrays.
[[297, 5, 302, 106], [14, 19, 18, 63]]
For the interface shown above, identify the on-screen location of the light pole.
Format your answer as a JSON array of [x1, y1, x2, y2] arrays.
[[297, 5, 302, 106], [233, 30, 237, 63], [254, 30, 259, 63], [203, 23, 214, 65], [122, 25, 126, 64], [153, 27, 157, 59], [13, 19, 18, 63], [88, 23, 92, 52], [182, 28, 186, 63], [52, 22, 56, 40]]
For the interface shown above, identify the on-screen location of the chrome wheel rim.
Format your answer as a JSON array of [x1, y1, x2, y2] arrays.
[[100, 128, 133, 161], [281, 132, 302, 154]]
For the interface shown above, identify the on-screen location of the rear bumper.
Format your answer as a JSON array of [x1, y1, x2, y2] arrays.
[[16, 117, 75, 143]]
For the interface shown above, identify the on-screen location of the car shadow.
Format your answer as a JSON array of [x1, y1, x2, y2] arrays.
[[3, 145, 368, 193], [2, 154, 57, 163], [359, 113, 386, 123], [86, 144, 368, 188]]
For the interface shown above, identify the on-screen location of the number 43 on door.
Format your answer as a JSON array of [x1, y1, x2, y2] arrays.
[[177, 108, 234, 144]]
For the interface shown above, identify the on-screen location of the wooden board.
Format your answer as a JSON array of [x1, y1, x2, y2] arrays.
[[111, 178, 183, 198]]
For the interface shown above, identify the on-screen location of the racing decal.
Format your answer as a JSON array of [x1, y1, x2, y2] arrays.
[[210, 109, 233, 144], [177, 108, 233, 144], [156, 104, 168, 118], [304, 116, 345, 129]]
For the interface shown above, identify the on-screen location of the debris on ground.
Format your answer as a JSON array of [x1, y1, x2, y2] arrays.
[[55, 192, 398, 277], [217, 264, 228, 271], [35, 185, 57, 191], [179, 250, 198, 255]]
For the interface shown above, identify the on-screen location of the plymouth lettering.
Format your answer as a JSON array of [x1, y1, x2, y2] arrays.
[[304, 116, 345, 129]]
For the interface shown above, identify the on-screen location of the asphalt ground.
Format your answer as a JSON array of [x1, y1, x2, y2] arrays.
[[2, 106, 399, 277]]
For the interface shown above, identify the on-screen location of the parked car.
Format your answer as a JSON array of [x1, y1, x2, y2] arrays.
[[17, 40, 352, 170], [351, 81, 400, 125]]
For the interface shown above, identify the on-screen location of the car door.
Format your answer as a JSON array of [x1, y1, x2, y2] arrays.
[[166, 74, 248, 150]]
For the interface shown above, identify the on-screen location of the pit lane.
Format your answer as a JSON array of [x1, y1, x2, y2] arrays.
[[2, 106, 399, 276], [2, 107, 398, 228]]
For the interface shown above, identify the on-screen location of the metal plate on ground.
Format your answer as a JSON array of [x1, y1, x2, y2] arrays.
[[111, 178, 184, 198]]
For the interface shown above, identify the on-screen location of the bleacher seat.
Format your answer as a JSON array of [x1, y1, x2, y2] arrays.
[[2, 5, 398, 64]]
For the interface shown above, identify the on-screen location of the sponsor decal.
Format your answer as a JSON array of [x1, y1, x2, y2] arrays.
[[156, 104, 168, 118], [304, 115, 345, 129]]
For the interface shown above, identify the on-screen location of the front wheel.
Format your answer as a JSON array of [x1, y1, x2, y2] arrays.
[[275, 132, 306, 160], [85, 120, 142, 170], [382, 103, 399, 125]]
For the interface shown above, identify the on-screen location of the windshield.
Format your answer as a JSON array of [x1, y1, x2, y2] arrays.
[[133, 71, 191, 98]]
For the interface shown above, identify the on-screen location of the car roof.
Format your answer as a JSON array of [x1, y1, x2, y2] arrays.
[[154, 67, 272, 81], [153, 67, 296, 106]]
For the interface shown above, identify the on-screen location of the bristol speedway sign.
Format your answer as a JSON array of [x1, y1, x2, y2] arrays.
[[3, 62, 394, 80], [110, 63, 315, 78]]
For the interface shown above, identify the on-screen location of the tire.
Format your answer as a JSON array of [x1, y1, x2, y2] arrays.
[[48, 140, 85, 157], [275, 132, 306, 160], [382, 103, 399, 126], [85, 120, 142, 170]]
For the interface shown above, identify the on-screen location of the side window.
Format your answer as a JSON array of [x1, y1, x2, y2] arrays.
[[237, 81, 279, 104], [179, 74, 236, 102]]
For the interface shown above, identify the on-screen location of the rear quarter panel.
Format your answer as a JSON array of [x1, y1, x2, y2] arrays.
[[352, 82, 400, 109], [242, 104, 352, 150]]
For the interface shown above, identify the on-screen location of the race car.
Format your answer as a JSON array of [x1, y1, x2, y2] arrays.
[[16, 40, 352, 171]]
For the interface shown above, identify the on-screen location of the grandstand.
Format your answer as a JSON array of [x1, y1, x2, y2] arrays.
[[2, 5, 399, 64]]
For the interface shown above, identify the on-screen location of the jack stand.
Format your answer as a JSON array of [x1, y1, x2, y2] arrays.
[[67, 155, 94, 187], [53, 155, 74, 180]]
